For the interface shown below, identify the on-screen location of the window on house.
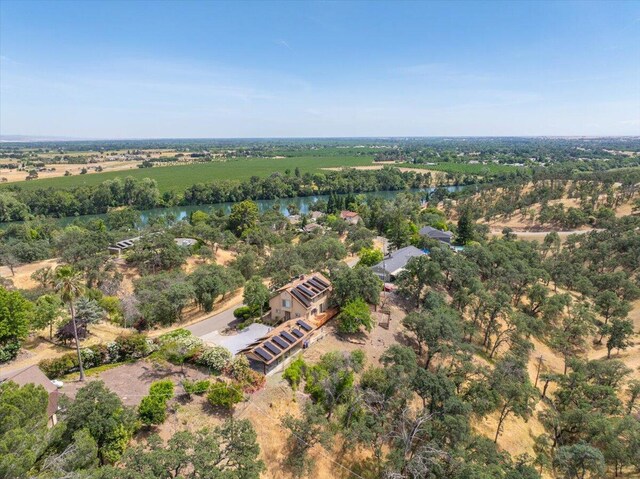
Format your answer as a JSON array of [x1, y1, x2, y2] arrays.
[[282, 299, 291, 308]]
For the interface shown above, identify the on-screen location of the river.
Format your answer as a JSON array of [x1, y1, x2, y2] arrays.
[[10, 186, 466, 227]]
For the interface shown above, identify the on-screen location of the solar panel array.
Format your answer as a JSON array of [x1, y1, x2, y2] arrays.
[[289, 275, 330, 308], [290, 288, 310, 307], [281, 331, 296, 344], [264, 342, 281, 356], [297, 320, 313, 331], [254, 347, 272, 362], [292, 329, 303, 338], [273, 336, 288, 350]]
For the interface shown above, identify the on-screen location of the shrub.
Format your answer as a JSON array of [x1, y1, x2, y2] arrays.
[[0, 340, 22, 364], [157, 328, 192, 344], [283, 357, 306, 390], [207, 382, 243, 410], [40, 353, 77, 379], [182, 379, 211, 396], [241, 369, 266, 393], [149, 379, 174, 399], [233, 306, 252, 321], [80, 347, 99, 369], [197, 345, 232, 374], [233, 305, 261, 321], [106, 341, 120, 362], [138, 379, 174, 426], [138, 395, 168, 426], [115, 333, 150, 359], [227, 355, 251, 382], [158, 336, 204, 366], [40, 345, 112, 378], [236, 319, 253, 330], [99, 296, 124, 324]]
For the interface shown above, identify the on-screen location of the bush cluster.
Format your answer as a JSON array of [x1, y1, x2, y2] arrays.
[[138, 379, 175, 426], [233, 305, 260, 321], [207, 382, 244, 410], [283, 357, 306, 390], [196, 345, 232, 374], [39, 333, 155, 379], [182, 379, 212, 396]]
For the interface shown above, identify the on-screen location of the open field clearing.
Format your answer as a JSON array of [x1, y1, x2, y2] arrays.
[[398, 161, 528, 175], [324, 161, 528, 177], [0, 160, 142, 183], [0, 155, 375, 193]]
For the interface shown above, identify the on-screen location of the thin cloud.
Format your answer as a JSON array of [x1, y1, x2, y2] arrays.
[[275, 39, 292, 50]]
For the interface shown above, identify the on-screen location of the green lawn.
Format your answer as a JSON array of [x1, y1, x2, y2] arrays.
[[2, 155, 374, 193], [398, 162, 529, 175]]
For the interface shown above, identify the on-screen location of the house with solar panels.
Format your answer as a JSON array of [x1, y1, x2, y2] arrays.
[[241, 273, 337, 374], [241, 318, 318, 375], [268, 273, 333, 323]]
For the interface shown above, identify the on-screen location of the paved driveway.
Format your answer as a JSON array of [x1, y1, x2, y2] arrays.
[[187, 303, 242, 337]]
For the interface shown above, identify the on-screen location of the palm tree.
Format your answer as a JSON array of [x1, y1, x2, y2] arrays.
[[52, 266, 86, 381]]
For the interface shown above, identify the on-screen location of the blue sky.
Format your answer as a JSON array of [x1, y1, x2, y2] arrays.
[[1, 0, 639, 138]]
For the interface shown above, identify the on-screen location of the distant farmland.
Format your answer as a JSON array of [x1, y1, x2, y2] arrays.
[[1, 155, 374, 193], [398, 162, 529, 175]]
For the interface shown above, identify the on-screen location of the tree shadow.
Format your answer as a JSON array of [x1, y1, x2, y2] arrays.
[[200, 401, 235, 419], [393, 330, 412, 347]]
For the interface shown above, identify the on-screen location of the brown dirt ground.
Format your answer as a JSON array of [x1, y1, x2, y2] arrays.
[[0, 161, 141, 183], [0, 258, 60, 289], [60, 360, 209, 407], [482, 195, 636, 241]]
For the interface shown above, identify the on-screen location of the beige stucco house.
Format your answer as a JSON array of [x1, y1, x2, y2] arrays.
[[269, 273, 332, 322], [339, 210, 362, 225]]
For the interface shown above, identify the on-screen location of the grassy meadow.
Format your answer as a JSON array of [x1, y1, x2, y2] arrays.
[[1, 155, 374, 193]]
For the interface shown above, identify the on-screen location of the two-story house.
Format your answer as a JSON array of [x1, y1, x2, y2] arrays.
[[269, 273, 332, 322]]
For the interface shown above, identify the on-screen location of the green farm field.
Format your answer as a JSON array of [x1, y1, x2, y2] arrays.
[[1, 155, 374, 193], [398, 162, 529, 175]]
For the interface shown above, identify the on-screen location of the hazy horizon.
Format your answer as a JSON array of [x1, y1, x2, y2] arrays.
[[2, 134, 640, 144], [2, 1, 639, 138]]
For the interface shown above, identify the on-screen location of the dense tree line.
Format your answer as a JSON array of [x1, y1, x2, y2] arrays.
[[0, 167, 436, 222]]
